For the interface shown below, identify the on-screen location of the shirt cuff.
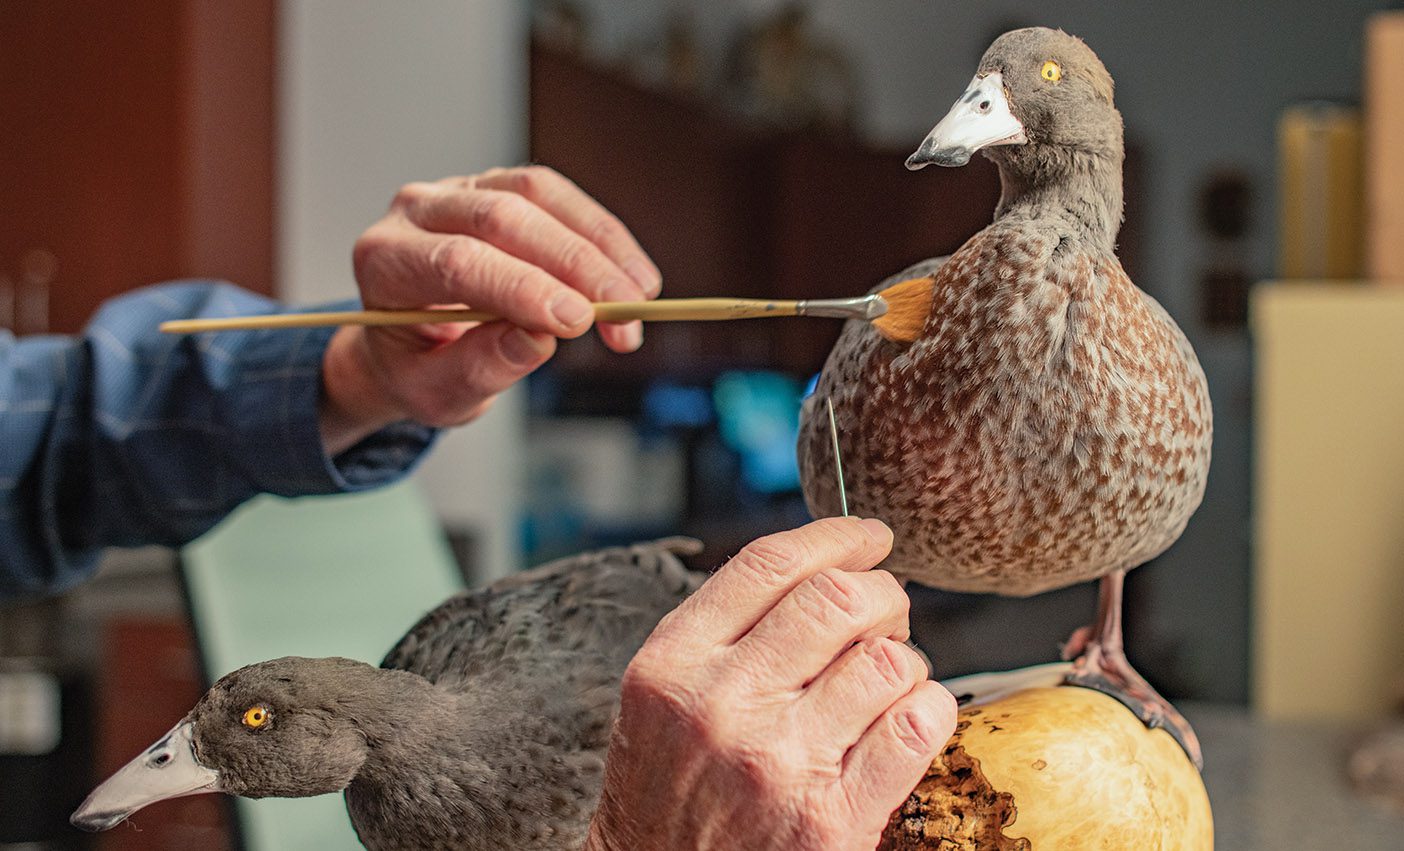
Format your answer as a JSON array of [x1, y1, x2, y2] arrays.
[[220, 304, 437, 496]]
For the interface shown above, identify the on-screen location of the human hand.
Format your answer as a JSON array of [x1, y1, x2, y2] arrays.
[[319, 167, 661, 453], [586, 517, 957, 851]]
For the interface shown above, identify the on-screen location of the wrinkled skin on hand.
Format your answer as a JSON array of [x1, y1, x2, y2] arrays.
[[320, 167, 662, 453], [586, 517, 959, 851]]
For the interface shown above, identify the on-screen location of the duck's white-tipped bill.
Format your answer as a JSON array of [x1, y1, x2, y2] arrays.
[[906, 72, 1027, 169], [71, 720, 221, 832]]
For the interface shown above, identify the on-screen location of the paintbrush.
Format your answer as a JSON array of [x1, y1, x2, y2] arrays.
[[157, 278, 934, 342]]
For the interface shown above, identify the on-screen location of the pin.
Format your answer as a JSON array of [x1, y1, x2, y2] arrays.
[[826, 396, 848, 517]]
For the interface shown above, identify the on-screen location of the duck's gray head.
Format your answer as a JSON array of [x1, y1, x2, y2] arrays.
[[907, 27, 1121, 170], [71, 657, 379, 832]]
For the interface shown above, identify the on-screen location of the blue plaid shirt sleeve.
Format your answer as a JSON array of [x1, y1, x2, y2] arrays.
[[0, 281, 437, 599]]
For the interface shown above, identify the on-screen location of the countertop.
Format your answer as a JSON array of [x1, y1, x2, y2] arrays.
[[1186, 704, 1404, 849]]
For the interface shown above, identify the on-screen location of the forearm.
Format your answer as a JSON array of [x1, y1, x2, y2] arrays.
[[0, 282, 434, 599]]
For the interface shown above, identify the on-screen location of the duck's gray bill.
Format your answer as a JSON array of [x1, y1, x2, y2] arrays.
[[907, 72, 1027, 169], [71, 720, 220, 832]]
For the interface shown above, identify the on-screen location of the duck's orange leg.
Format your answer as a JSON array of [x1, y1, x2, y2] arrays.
[[1062, 570, 1204, 770]]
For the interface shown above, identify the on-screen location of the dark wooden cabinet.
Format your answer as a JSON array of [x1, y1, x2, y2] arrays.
[[765, 137, 1001, 370], [0, 0, 275, 335], [529, 40, 1000, 377]]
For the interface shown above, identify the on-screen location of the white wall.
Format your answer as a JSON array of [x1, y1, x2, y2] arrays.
[[278, 0, 529, 585]]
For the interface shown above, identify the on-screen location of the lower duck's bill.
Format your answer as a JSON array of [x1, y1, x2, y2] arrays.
[[71, 720, 221, 832]]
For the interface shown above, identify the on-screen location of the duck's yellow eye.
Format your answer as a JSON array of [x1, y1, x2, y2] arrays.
[[1041, 60, 1062, 82], [242, 706, 271, 729]]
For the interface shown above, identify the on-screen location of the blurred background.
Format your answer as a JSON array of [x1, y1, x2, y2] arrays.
[[2, 0, 1404, 848]]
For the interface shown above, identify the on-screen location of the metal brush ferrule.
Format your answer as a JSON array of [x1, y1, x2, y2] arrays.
[[795, 294, 888, 321]]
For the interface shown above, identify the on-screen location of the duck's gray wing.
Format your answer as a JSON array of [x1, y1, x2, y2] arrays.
[[380, 537, 705, 686], [344, 540, 703, 851]]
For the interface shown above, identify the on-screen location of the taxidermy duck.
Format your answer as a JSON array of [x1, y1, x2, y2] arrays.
[[799, 27, 1211, 766], [72, 539, 703, 850]]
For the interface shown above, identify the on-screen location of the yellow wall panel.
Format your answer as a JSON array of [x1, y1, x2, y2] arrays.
[[1253, 283, 1404, 720]]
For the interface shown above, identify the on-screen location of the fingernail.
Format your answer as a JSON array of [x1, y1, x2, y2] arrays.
[[501, 327, 548, 366], [906, 640, 934, 678], [625, 258, 662, 297], [620, 321, 643, 352], [858, 517, 891, 543], [550, 294, 593, 329]]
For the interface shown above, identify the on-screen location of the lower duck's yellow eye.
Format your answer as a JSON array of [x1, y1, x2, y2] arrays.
[[1041, 60, 1063, 82], [242, 706, 271, 729]]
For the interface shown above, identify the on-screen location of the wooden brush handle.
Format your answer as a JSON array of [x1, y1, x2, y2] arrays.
[[593, 298, 800, 322], [159, 299, 804, 334], [160, 309, 492, 333]]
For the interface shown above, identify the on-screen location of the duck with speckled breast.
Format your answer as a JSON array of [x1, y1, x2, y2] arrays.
[[799, 27, 1212, 767]]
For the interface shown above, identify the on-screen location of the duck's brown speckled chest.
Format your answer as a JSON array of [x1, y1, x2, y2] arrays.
[[800, 223, 1211, 596]]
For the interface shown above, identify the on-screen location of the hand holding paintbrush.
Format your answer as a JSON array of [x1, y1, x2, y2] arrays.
[[198, 166, 937, 459]]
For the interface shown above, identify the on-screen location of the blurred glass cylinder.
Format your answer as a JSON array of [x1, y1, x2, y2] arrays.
[[1277, 103, 1364, 281], [1366, 11, 1404, 283]]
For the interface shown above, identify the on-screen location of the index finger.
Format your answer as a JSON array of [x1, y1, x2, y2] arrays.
[[474, 166, 662, 297], [659, 517, 893, 647]]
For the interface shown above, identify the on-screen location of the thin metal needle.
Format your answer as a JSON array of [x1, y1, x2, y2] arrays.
[[827, 395, 925, 673], [826, 396, 848, 517]]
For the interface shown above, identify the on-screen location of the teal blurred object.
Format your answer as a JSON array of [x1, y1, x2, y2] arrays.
[[181, 482, 463, 851], [712, 370, 804, 493]]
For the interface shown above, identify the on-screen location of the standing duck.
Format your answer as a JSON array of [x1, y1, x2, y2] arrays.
[[72, 539, 703, 850], [799, 27, 1211, 766]]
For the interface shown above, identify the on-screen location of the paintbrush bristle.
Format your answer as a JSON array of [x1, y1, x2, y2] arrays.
[[871, 277, 934, 343]]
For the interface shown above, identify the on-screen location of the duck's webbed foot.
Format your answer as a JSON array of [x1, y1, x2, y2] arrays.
[[1063, 636, 1203, 769], [1061, 571, 1203, 770]]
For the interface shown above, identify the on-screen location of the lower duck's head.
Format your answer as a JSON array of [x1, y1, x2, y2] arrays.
[[71, 656, 387, 832], [907, 27, 1122, 175]]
